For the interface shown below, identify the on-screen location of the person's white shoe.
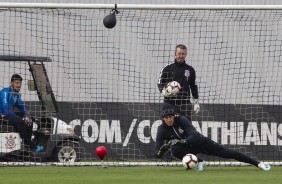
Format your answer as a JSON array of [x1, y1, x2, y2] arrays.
[[197, 161, 206, 171], [258, 162, 271, 171]]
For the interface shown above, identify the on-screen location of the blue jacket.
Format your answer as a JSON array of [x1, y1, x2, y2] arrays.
[[0, 86, 27, 117]]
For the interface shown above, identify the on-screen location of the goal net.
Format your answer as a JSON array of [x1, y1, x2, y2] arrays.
[[0, 4, 281, 166]]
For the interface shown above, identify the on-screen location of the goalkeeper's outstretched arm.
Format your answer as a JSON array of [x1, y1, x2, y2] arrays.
[[154, 126, 170, 158], [154, 134, 164, 158]]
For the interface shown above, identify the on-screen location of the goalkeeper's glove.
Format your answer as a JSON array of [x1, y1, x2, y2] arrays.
[[161, 88, 172, 97], [169, 139, 186, 146], [156, 143, 170, 158], [193, 99, 200, 114]]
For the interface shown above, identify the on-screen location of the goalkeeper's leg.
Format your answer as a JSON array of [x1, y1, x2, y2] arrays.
[[200, 139, 259, 167], [207, 142, 271, 171]]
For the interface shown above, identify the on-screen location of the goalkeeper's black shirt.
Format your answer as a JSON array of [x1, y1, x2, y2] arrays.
[[157, 60, 199, 104], [154, 115, 205, 157]]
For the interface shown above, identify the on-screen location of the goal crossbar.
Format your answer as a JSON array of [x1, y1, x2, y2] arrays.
[[1, 3, 282, 10]]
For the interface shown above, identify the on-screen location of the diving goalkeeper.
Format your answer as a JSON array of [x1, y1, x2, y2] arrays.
[[154, 103, 271, 171]]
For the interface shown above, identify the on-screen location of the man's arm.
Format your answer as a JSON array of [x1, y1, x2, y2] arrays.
[[154, 127, 164, 157], [189, 67, 199, 99], [154, 126, 171, 158], [189, 67, 200, 113], [0, 90, 17, 117], [16, 94, 32, 125], [157, 67, 170, 93], [16, 93, 27, 114], [2, 106, 17, 117]]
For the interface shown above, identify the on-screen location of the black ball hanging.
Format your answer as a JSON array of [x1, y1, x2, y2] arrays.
[[103, 11, 117, 29]]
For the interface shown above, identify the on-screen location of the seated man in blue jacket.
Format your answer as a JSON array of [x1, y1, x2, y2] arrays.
[[0, 74, 34, 149]]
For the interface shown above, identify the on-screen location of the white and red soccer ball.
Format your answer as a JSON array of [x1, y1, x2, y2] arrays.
[[166, 81, 181, 95], [182, 154, 198, 169]]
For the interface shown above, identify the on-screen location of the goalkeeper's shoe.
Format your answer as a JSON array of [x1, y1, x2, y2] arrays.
[[258, 162, 271, 171], [197, 161, 206, 171]]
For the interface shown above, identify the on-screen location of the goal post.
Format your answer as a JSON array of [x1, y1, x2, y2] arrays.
[[0, 3, 281, 166]]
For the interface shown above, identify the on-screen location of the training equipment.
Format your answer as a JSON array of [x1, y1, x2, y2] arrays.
[[103, 11, 117, 29], [182, 154, 198, 169], [96, 146, 107, 160], [165, 81, 181, 95], [0, 3, 282, 167]]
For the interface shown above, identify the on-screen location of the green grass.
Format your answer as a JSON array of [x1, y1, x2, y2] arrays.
[[0, 166, 281, 184]]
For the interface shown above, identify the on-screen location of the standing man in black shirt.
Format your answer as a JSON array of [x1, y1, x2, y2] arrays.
[[157, 44, 200, 120]]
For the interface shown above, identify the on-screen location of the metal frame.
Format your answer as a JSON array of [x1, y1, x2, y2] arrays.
[[0, 55, 51, 62], [0, 3, 281, 10]]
